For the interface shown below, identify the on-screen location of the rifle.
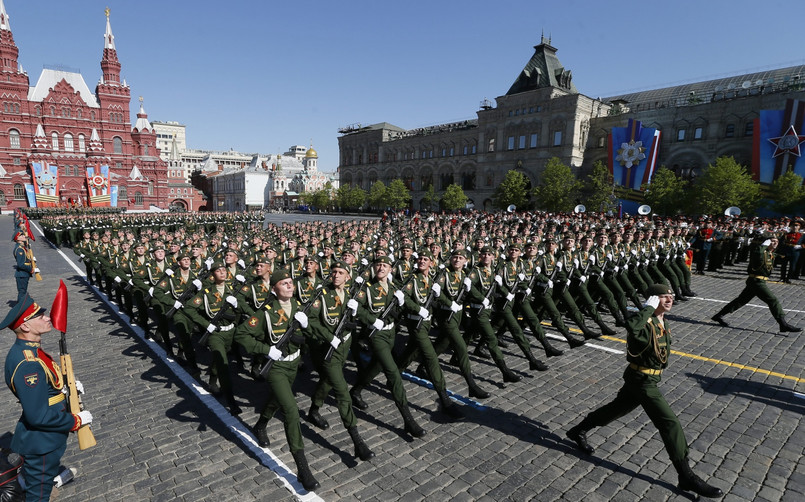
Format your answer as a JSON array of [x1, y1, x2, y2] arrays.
[[415, 266, 447, 331], [51, 280, 96, 450], [145, 267, 177, 302], [26, 247, 42, 281], [165, 268, 212, 318], [198, 297, 237, 346], [476, 273, 498, 315], [367, 272, 416, 338], [324, 279, 367, 361], [445, 271, 471, 323], [258, 285, 325, 377], [541, 260, 562, 295]]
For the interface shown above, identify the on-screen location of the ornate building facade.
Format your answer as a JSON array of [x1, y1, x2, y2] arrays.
[[338, 36, 805, 211], [0, 3, 201, 211]]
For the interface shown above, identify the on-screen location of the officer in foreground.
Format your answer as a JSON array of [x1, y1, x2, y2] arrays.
[[566, 284, 723, 499]]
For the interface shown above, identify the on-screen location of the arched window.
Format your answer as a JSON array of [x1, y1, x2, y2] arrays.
[[14, 183, 25, 200], [9, 129, 20, 149], [64, 133, 74, 152], [113, 137, 123, 154], [78, 134, 85, 152], [134, 192, 143, 205], [0, 191, 5, 205], [148, 181, 153, 195], [51, 132, 59, 150]]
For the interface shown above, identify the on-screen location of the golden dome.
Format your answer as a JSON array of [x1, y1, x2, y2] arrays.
[[305, 147, 318, 158]]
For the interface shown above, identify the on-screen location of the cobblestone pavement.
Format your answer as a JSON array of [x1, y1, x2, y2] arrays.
[[0, 214, 802, 502]]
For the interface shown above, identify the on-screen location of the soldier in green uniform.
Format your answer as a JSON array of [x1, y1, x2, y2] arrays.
[[152, 252, 198, 357], [234, 270, 320, 492], [566, 284, 724, 499], [712, 235, 801, 332]]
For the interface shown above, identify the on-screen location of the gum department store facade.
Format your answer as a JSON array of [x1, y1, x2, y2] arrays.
[[337, 37, 805, 211]]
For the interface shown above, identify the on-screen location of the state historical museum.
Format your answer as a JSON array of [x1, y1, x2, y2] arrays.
[[0, 3, 173, 211]]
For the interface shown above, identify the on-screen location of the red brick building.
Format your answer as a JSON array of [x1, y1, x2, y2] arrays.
[[0, 4, 202, 211]]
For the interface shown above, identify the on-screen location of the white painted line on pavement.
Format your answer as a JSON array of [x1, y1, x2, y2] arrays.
[[794, 392, 805, 400], [31, 220, 324, 502], [691, 296, 805, 314]]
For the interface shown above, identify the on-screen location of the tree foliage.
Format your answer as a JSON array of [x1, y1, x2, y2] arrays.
[[421, 183, 439, 211], [769, 170, 805, 215], [533, 157, 582, 212], [583, 160, 614, 213], [335, 184, 366, 211], [692, 156, 761, 215], [441, 184, 468, 211], [492, 170, 529, 210], [367, 180, 387, 209], [642, 166, 688, 216], [385, 179, 412, 210]]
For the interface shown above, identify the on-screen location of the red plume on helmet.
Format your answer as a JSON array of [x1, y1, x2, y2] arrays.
[[50, 280, 68, 333]]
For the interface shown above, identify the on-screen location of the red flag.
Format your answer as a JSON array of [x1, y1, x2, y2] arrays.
[[25, 218, 35, 241], [50, 280, 68, 333]]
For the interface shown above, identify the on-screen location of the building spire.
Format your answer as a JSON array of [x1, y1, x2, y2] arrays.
[[104, 7, 115, 50], [100, 7, 121, 84], [0, 0, 11, 31]]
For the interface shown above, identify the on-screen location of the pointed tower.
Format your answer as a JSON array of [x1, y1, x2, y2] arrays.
[[100, 7, 120, 85], [303, 142, 318, 172], [506, 35, 578, 96], [96, 8, 131, 136], [130, 97, 156, 157], [0, 0, 29, 88]]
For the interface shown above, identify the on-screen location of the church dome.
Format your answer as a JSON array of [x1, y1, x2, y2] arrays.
[[305, 147, 318, 158]]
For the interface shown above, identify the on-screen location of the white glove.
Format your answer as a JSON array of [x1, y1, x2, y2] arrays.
[[589, 255, 596, 264], [613, 266, 620, 273], [128, 279, 134, 286], [518, 273, 526, 281], [205, 257, 214, 266], [482, 298, 491, 308], [607, 253, 613, 260], [623, 264, 629, 271], [77, 410, 93, 426], [412, 252, 418, 259], [361, 258, 369, 266], [494, 275, 503, 286], [193, 279, 202, 290], [74, 380, 84, 395], [658, 242, 664, 248], [762, 239, 771, 247], [645, 295, 660, 309], [294, 311, 308, 328], [34, 268, 40, 274], [417, 306, 430, 319], [165, 268, 174, 277], [148, 287, 154, 297], [206, 323, 217, 333], [268, 346, 283, 361], [237, 259, 246, 268], [538, 249, 544, 256], [535, 266, 541, 274], [654, 254, 659, 260], [318, 252, 324, 257], [796, 245, 802, 250], [114, 276, 122, 283], [620, 251, 626, 257], [580, 276, 587, 283], [354, 276, 364, 284], [236, 274, 246, 283], [394, 289, 405, 306], [506, 293, 515, 302], [643, 260, 649, 266], [522, 287, 530, 296], [226, 296, 238, 308], [347, 298, 359, 315], [450, 301, 462, 313], [573, 259, 579, 268], [372, 318, 384, 330], [464, 277, 472, 289], [173, 300, 183, 310], [80, 253, 85, 259], [547, 280, 554, 289], [556, 261, 563, 271], [382, 322, 395, 331], [431, 282, 441, 297]]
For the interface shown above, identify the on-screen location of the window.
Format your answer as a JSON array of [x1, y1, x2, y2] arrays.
[[507, 136, 515, 150], [530, 134, 538, 148], [170, 188, 174, 194], [519, 135, 526, 149], [472, 144, 477, 154], [725, 124, 735, 138], [113, 137, 123, 154], [449, 147, 454, 156], [14, 183, 25, 200], [134, 192, 143, 205], [744, 122, 754, 136], [553, 131, 562, 146], [694, 127, 703, 140], [78, 134, 85, 152], [488, 139, 495, 152], [64, 134, 74, 152], [463, 145, 468, 155], [0, 191, 5, 206], [119, 186, 127, 201], [677, 129, 686, 141], [597, 136, 606, 148], [51, 132, 59, 150], [13, 157, 20, 165], [441, 148, 447, 157], [148, 181, 153, 195], [9, 129, 20, 149]]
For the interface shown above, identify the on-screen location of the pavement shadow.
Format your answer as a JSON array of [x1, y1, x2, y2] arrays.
[[686, 372, 805, 414]]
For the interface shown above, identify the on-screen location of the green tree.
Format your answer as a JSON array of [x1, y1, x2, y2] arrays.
[[368, 180, 386, 210], [492, 170, 529, 209], [441, 184, 468, 211], [336, 184, 366, 211], [533, 157, 582, 212], [583, 160, 614, 213], [769, 170, 805, 215], [421, 183, 439, 211], [307, 187, 332, 211], [642, 166, 688, 216], [384, 179, 412, 210], [692, 156, 761, 215]]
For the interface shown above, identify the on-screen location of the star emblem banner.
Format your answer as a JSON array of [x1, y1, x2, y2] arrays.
[[753, 99, 805, 184], [608, 118, 661, 190]]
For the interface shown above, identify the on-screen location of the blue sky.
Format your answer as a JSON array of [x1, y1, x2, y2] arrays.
[[6, 0, 804, 172]]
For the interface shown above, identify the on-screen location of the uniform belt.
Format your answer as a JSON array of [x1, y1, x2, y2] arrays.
[[629, 363, 662, 375], [408, 313, 423, 320], [749, 275, 769, 280], [281, 350, 300, 362], [470, 303, 489, 309], [218, 323, 235, 332], [49, 393, 66, 406]]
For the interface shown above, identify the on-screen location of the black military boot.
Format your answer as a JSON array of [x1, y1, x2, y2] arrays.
[[566, 424, 594, 454], [672, 457, 724, 498], [347, 426, 375, 461], [306, 405, 329, 430], [538, 333, 564, 357], [683, 286, 697, 297], [711, 313, 730, 327], [597, 321, 617, 337], [466, 375, 490, 399], [398, 403, 426, 438], [226, 391, 242, 416], [525, 350, 548, 371], [779, 317, 802, 333], [613, 309, 627, 327], [350, 387, 368, 410], [673, 286, 689, 301], [496, 360, 521, 383], [436, 388, 465, 421], [580, 324, 601, 340], [562, 329, 586, 348], [291, 450, 321, 492], [253, 417, 270, 447], [207, 374, 221, 395], [473, 343, 490, 359]]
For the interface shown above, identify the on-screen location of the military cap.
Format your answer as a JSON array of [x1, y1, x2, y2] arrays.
[[330, 259, 351, 273], [321, 239, 333, 249], [507, 241, 522, 251], [374, 256, 393, 265], [176, 251, 192, 261], [418, 249, 435, 260], [209, 261, 226, 271], [254, 252, 271, 264], [304, 255, 319, 264], [12, 231, 26, 241], [151, 242, 166, 251], [399, 242, 413, 250], [0, 294, 46, 330], [341, 248, 356, 257], [480, 246, 495, 254], [646, 283, 673, 297], [451, 249, 468, 258], [134, 241, 146, 248], [270, 269, 291, 284]]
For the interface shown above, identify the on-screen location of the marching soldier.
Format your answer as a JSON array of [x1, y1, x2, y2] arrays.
[[152, 252, 198, 358]]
